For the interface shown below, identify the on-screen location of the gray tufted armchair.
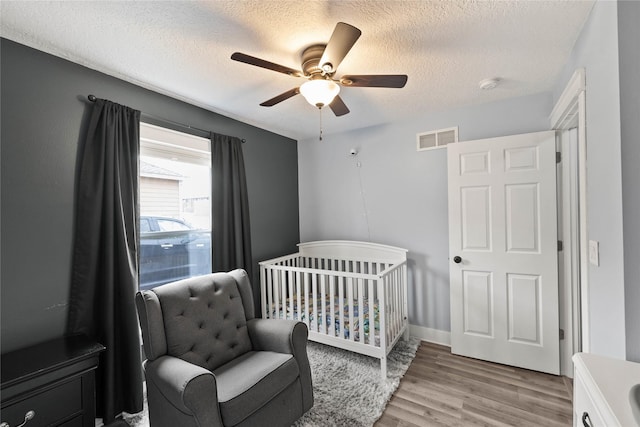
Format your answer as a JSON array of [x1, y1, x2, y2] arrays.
[[135, 269, 313, 427]]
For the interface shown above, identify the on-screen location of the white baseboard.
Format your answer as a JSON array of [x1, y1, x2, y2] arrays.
[[409, 324, 451, 347]]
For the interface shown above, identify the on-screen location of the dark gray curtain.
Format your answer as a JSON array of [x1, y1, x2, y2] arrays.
[[211, 133, 254, 283], [68, 98, 143, 422]]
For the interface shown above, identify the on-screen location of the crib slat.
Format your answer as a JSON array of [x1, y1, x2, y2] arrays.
[[281, 269, 287, 320], [323, 276, 336, 337], [392, 268, 399, 341], [273, 270, 280, 319], [386, 271, 392, 342], [403, 264, 408, 334], [320, 274, 327, 335], [396, 268, 402, 338], [398, 268, 403, 337], [296, 270, 302, 322], [400, 266, 406, 334], [347, 277, 354, 342], [387, 271, 396, 341], [378, 277, 387, 354], [357, 278, 364, 343], [391, 269, 398, 340], [312, 272, 318, 333], [275, 270, 287, 319], [368, 279, 375, 346], [275, 268, 281, 319], [396, 269, 401, 338], [260, 267, 266, 319], [338, 277, 345, 340], [303, 272, 310, 329], [288, 270, 294, 321], [395, 269, 401, 338], [267, 269, 274, 319], [263, 268, 269, 318]]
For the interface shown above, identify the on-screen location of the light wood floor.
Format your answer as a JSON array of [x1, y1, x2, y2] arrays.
[[375, 342, 574, 427]]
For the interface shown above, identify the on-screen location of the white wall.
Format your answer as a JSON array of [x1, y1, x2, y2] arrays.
[[298, 92, 552, 334], [553, 1, 627, 359]]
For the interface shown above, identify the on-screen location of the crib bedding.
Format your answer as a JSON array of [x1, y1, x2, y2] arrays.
[[272, 296, 380, 343]]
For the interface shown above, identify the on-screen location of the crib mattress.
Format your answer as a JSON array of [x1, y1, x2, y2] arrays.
[[271, 297, 379, 344]]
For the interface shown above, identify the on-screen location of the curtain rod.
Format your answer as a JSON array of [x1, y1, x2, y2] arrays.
[[87, 95, 245, 143]]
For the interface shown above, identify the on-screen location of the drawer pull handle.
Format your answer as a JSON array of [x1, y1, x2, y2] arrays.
[[582, 412, 592, 427], [0, 410, 35, 427]]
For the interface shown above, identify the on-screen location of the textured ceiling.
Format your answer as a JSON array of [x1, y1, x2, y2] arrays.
[[0, 1, 594, 141]]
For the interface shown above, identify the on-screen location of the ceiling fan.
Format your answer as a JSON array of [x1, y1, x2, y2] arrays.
[[231, 22, 408, 117]]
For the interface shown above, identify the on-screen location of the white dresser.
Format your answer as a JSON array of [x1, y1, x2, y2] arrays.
[[573, 352, 640, 426]]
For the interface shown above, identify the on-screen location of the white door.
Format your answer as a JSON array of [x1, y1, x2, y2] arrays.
[[447, 130, 560, 375]]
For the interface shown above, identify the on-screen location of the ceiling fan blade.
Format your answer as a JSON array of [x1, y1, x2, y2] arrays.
[[260, 87, 300, 107], [340, 74, 408, 88], [231, 52, 303, 77], [329, 95, 350, 117], [319, 22, 362, 74]]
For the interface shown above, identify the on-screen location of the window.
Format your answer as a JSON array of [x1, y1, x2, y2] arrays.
[[156, 218, 191, 232], [138, 122, 212, 289]]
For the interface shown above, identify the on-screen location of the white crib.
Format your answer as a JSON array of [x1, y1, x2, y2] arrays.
[[259, 240, 408, 379]]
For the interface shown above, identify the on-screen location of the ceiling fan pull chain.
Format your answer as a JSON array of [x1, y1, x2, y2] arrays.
[[319, 107, 323, 141]]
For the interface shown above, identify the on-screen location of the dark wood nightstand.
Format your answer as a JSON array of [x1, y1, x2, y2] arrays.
[[1, 335, 105, 427]]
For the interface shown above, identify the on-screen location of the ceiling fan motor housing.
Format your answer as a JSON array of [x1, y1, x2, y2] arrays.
[[301, 44, 329, 76]]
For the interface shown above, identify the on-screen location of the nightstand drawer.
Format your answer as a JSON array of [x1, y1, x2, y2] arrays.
[[1, 335, 104, 427], [2, 378, 82, 427], [59, 415, 84, 427]]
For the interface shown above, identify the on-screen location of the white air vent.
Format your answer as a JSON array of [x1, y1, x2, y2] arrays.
[[417, 127, 458, 151]]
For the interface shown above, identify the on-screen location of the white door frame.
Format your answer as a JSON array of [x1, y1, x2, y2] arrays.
[[550, 68, 588, 376]]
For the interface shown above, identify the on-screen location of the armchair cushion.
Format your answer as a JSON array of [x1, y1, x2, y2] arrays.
[[214, 351, 299, 426], [152, 273, 252, 371]]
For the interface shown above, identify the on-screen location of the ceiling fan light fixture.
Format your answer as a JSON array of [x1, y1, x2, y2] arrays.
[[300, 79, 340, 108]]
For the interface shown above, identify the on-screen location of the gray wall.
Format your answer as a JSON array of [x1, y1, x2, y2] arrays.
[[298, 92, 552, 332], [618, 0, 640, 362], [553, 1, 630, 360], [0, 39, 300, 353]]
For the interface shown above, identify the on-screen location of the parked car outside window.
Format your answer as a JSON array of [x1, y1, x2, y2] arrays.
[[139, 216, 211, 289]]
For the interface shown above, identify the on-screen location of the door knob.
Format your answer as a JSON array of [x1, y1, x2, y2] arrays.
[[453, 256, 462, 264]]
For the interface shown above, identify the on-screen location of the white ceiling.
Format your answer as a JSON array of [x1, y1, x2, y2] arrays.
[[0, 1, 594, 141]]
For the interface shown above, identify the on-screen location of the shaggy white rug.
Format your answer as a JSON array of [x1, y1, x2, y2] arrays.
[[294, 338, 420, 427], [124, 338, 420, 427]]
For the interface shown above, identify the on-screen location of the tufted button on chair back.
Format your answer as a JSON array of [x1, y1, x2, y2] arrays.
[[151, 272, 252, 372]]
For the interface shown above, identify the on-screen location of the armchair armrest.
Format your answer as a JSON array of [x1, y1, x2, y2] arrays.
[[247, 319, 307, 354], [247, 319, 313, 411], [145, 355, 224, 426]]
